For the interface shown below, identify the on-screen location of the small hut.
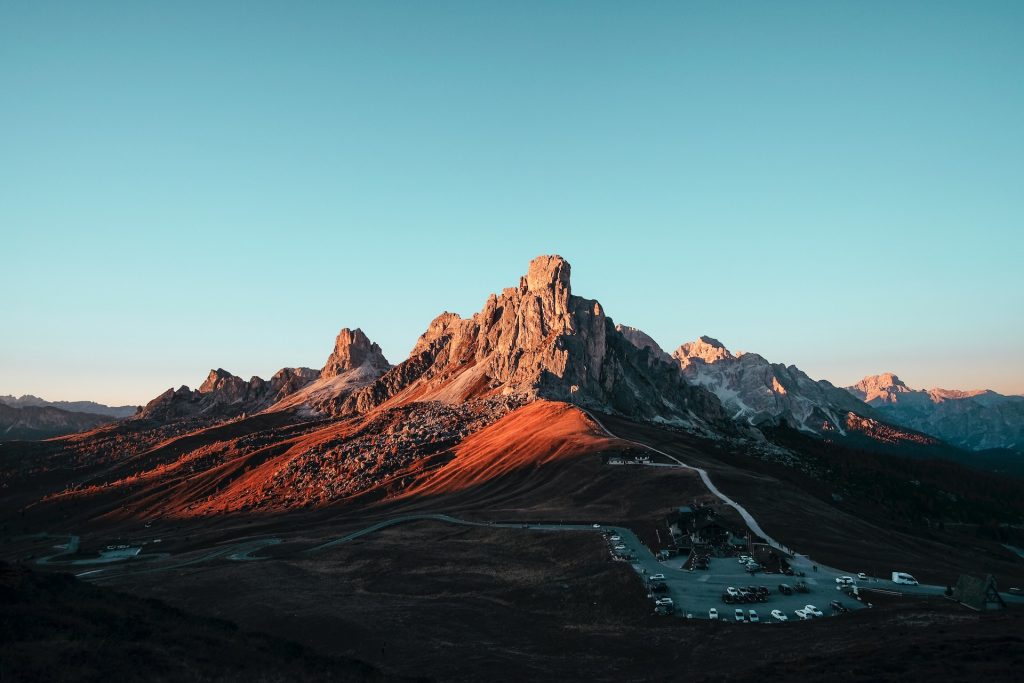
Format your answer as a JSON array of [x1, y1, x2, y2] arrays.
[[952, 574, 1006, 611]]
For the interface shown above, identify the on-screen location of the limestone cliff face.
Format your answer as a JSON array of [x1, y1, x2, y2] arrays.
[[341, 255, 734, 430]]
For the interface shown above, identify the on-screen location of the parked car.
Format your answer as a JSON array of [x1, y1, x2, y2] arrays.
[[794, 581, 809, 593], [738, 555, 751, 563], [794, 609, 810, 620], [830, 600, 847, 613], [748, 610, 759, 623], [804, 604, 823, 617], [649, 573, 666, 581], [835, 576, 854, 585], [726, 587, 739, 597], [609, 535, 621, 542], [708, 608, 718, 620], [655, 597, 674, 606], [857, 572, 868, 580], [770, 609, 788, 622], [722, 593, 735, 604], [734, 608, 745, 622], [778, 583, 794, 595]]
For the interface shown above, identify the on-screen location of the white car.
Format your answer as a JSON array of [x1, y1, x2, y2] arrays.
[[649, 573, 666, 581], [655, 597, 674, 606], [770, 609, 788, 622], [857, 572, 868, 580], [794, 609, 810, 620], [738, 555, 751, 563], [613, 544, 627, 551], [592, 523, 601, 528], [609, 535, 621, 542], [804, 604, 824, 617], [708, 608, 718, 620], [835, 576, 854, 585], [748, 610, 759, 623], [734, 608, 745, 622], [726, 586, 739, 597]]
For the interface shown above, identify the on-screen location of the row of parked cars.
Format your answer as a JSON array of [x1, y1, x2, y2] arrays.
[[708, 604, 839, 623], [722, 585, 769, 603]]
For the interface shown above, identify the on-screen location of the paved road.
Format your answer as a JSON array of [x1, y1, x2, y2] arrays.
[[582, 409, 786, 551]]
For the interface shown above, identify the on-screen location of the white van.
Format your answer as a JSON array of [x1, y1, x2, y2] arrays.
[[891, 571, 919, 585]]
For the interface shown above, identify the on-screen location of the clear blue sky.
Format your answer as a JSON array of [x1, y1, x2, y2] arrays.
[[2, 1, 1022, 405]]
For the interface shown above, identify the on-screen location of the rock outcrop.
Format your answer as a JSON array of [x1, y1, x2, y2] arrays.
[[672, 336, 872, 434], [321, 328, 391, 379], [265, 328, 391, 415], [847, 374, 1024, 451], [338, 255, 734, 431]]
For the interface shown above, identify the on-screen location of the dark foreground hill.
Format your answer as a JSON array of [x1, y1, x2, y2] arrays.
[[0, 561, 411, 682]]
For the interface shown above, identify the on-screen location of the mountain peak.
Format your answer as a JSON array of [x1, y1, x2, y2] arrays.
[[521, 254, 571, 295], [321, 328, 390, 379], [673, 336, 734, 367], [846, 372, 916, 405], [199, 368, 241, 394], [615, 324, 671, 362]]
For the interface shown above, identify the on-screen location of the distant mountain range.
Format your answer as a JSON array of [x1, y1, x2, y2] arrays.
[[0, 395, 137, 441], [847, 373, 1024, 452], [0, 395, 137, 418]]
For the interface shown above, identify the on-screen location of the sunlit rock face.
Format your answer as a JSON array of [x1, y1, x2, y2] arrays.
[[848, 374, 1024, 451], [321, 328, 391, 379], [340, 255, 735, 431], [670, 336, 871, 434]]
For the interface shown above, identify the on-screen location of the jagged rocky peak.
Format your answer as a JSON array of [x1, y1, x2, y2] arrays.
[[322, 327, 391, 379], [199, 368, 245, 394], [846, 373, 920, 405], [615, 324, 671, 363], [673, 335, 735, 368], [341, 254, 734, 431], [671, 335, 871, 434]]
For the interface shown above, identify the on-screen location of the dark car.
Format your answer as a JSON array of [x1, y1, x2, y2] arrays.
[[778, 583, 793, 595], [830, 600, 847, 613]]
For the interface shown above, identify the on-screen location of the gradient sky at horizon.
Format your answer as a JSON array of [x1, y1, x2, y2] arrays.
[[2, 1, 1023, 405]]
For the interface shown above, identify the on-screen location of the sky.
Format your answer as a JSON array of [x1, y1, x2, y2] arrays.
[[2, 1, 1022, 406]]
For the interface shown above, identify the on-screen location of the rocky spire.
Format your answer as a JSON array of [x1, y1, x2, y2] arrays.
[[321, 328, 391, 379]]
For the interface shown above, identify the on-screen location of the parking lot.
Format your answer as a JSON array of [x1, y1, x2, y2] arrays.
[[606, 530, 871, 621]]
